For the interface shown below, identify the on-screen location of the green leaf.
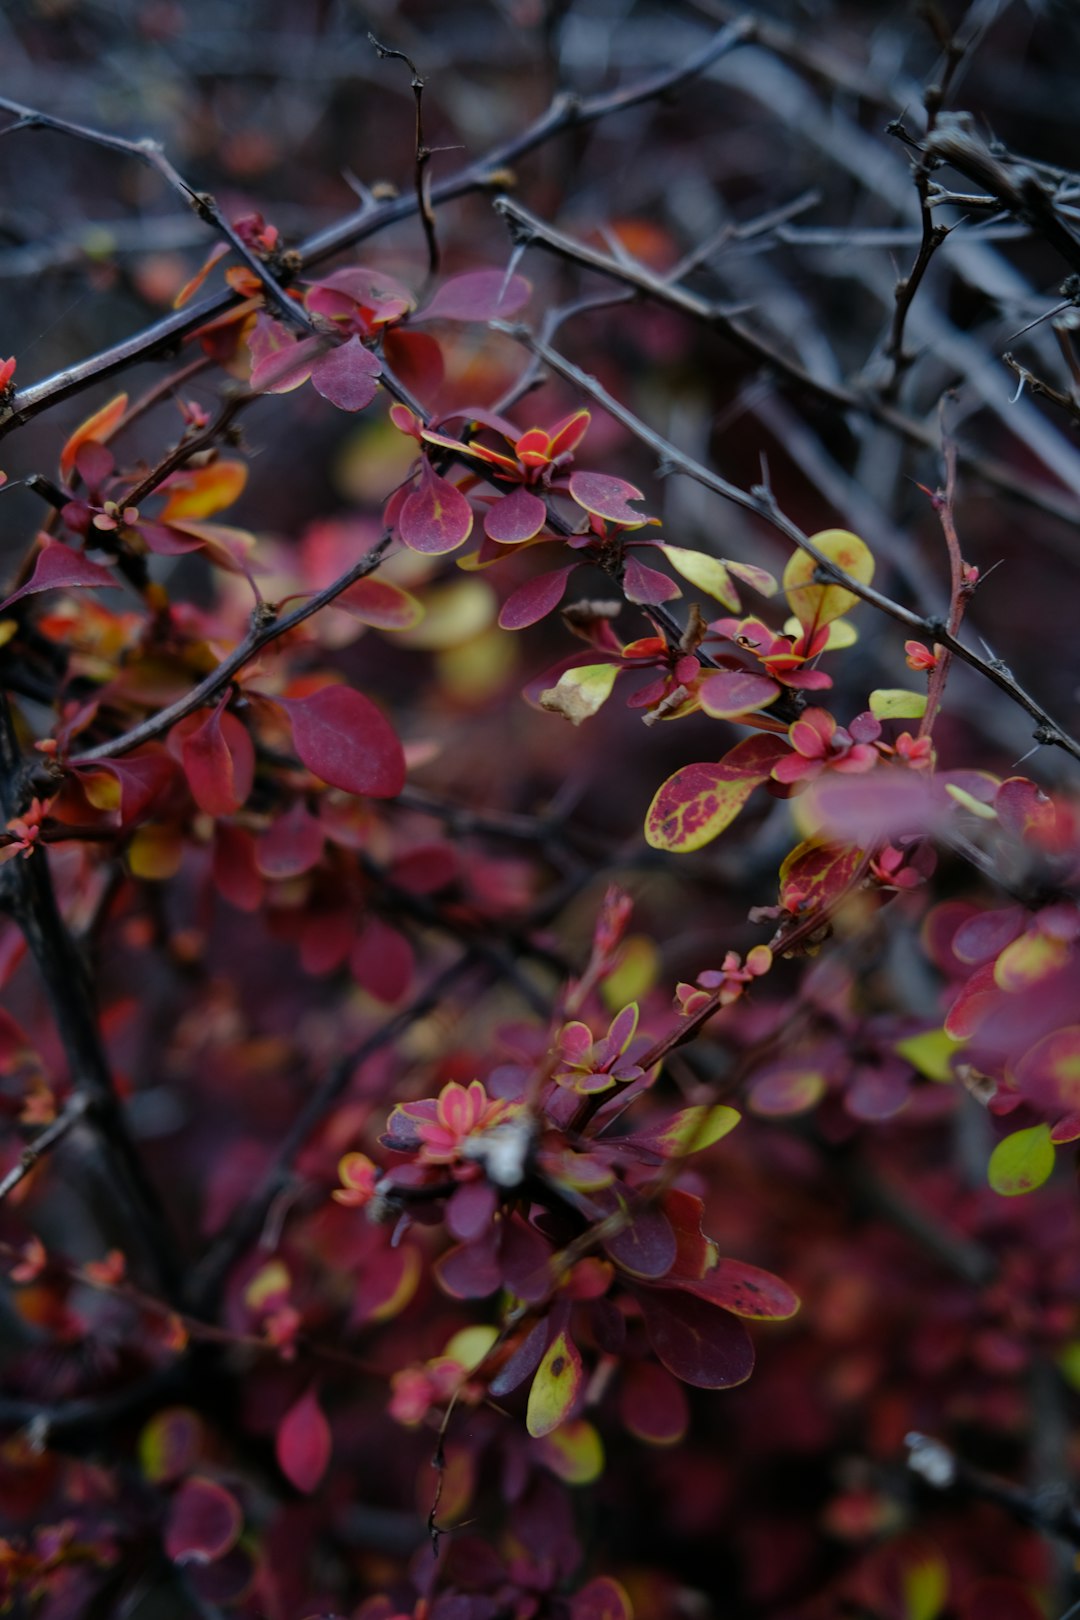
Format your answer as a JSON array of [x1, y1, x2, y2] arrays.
[[987, 1124, 1055, 1197], [869, 688, 927, 720]]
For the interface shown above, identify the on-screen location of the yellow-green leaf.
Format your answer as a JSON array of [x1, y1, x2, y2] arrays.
[[526, 1331, 583, 1437], [539, 663, 620, 726], [869, 688, 927, 720], [784, 615, 857, 650], [783, 528, 874, 630], [895, 1028, 964, 1083], [944, 783, 998, 819], [655, 1104, 740, 1156], [644, 735, 787, 853], [658, 546, 740, 609], [988, 1124, 1055, 1196], [534, 1417, 605, 1484], [442, 1325, 499, 1372]]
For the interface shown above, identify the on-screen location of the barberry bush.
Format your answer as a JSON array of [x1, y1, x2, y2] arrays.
[[4, 2, 1080, 1616]]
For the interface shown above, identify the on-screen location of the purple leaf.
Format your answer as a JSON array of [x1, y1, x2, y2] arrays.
[[416, 270, 531, 323], [399, 462, 474, 555], [622, 555, 681, 605], [0, 543, 120, 612], [447, 1180, 498, 1242], [568, 471, 653, 527], [484, 485, 548, 544], [165, 1477, 242, 1566], [309, 336, 382, 412], [635, 1286, 755, 1388], [489, 1316, 551, 1397], [602, 1200, 677, 1280], [498, 566, 575, 630]]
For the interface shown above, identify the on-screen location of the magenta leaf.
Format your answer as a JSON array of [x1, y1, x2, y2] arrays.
[[484, 485, 548, 544], [0, 542, 120, 612], [499, 566, 575, 630], [164, 1477, 243, 1565], [248, 317, 323, 394], [284, 686, 405, 799], [447, 1180, 498, 1242], [570, 1579, 633, 1620], [435, 1233, 503, 1299], [350, 916, 415, 1002], [622, 555, 681, 605], [489, 1317, 551, 1397], [399, 462, 474, 555], [635, 1286, 755, 1388], [276, 1387, 332, 1494], [602, 1200, 677, 1280], [415, 269, 531, 323], [309, 336, 382, 411], [256, 801, 325, 879], [568, 471, 653, 527]]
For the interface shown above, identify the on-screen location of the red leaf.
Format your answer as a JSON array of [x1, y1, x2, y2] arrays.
[[75, 750, 180, 826], [276, 1387, 332, 1494], [698, 670, 780, 719], [213, 824, 263, 911], [179, 708, 255, 817], [335, 575, 422, 631], [298, 907, 355, 975], [398, 462, 474, 555], [309, 336, 381, 411], [675, 1256, 800, 1320], [165, 1477, 243, 1565], [568, 471, 652, 527], [389, 844, 460, 894], [622, 555, 681, 605], [499, 566, 575, 630], [0, 543, 119, 613], [635, 1285, 755, 1388], [484, 485, 548, 544], [416, 269, 531, 323], [285, 686, 405, 799], [382, 327, 445, 398]]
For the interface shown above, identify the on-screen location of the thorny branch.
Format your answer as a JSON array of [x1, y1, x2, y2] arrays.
[[504, 326, 1080, 766]]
